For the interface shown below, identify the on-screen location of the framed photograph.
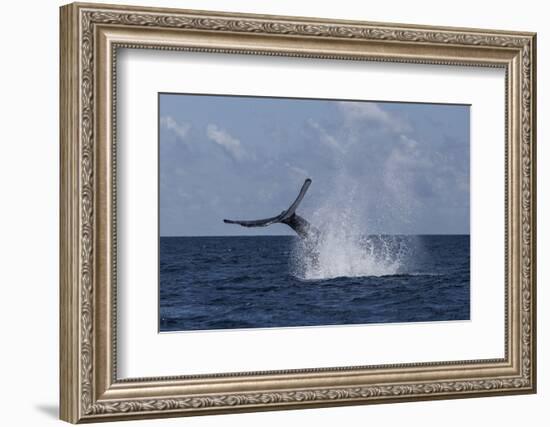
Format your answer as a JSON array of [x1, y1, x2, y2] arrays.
[[60, 2, 537, 423]]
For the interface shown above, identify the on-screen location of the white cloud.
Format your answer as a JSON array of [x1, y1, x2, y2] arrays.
[[160, 116, 190, 140], [337, 102, 411, 133], [285, 162, 309, 177], [399, 134, 418, 149], [307, 119, 345, 154], [340, 102, 390, 122], [206, 124, 248, 161]]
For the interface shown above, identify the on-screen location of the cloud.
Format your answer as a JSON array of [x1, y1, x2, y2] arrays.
[[160, 115, 191, 140], [337, 102, 411, 133], [307, 119, 345, 154], [206, 124, 248, 161], [399, 134, 418, 149], [285, 162, 309, 177]]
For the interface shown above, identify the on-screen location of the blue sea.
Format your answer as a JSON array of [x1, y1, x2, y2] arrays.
[[159, 235, 470, 332]]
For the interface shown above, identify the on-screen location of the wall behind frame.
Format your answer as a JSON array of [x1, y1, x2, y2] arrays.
[[0, 0, 545, 426]]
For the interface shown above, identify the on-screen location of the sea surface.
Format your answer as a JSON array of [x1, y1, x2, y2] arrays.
[[159, 235, 470, 332]]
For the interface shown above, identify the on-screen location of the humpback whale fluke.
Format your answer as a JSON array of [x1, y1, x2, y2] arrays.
[[223, 179, 320, 240]]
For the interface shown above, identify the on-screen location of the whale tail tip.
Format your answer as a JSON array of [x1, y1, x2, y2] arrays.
[[222, 179, 314, 234]]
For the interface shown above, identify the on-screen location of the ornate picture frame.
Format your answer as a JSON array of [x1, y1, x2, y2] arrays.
[[60, 2, 536, 423]]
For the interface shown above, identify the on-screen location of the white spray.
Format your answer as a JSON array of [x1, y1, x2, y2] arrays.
[[292, 177, 410, 280]]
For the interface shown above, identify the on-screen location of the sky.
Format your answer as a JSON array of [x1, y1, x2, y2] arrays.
[[159, 93, 470, 236]]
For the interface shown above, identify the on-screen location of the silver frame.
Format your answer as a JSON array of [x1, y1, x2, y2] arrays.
[[60, 2, 536, 423]]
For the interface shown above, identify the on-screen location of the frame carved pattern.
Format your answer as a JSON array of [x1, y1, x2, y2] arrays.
[[60, 3, 536, 422], [88, 378, 531, 415]]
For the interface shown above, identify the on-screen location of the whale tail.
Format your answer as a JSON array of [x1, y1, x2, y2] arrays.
[[223, 179, 319, 240]]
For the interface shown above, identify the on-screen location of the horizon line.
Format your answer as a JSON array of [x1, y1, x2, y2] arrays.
[[160, 233, 471, 238]]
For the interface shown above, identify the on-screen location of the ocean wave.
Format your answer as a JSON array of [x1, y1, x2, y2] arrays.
[[223, 274, 264, 284], [291, 271, 441, 283], [380, 272, 442, 278]]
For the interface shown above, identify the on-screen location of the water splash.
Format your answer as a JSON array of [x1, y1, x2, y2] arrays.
[[294, 231, 409, 280], [292, 179, 410, 280]]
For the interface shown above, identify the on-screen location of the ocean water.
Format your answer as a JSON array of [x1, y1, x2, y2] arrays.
[[159, 235, 470, 332]]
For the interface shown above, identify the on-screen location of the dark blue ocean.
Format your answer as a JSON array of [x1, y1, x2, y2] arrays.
[[159, 235, 470, 332]]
